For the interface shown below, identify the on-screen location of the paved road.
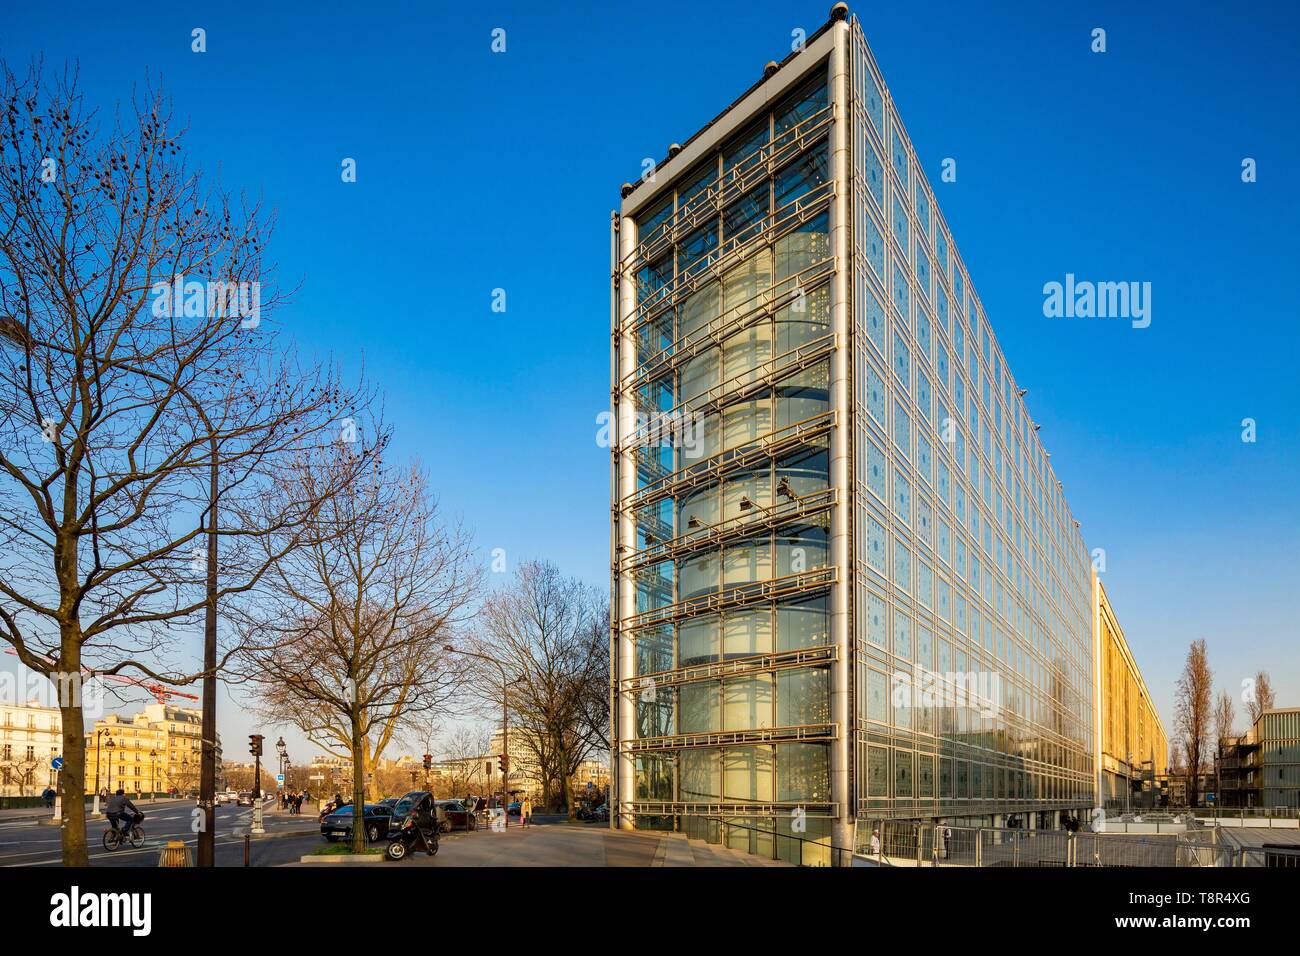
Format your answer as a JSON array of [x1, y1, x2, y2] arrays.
[[0, 799, 320, 867]]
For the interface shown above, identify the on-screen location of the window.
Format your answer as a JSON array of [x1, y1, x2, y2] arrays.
[[775, 78, 827, 137]]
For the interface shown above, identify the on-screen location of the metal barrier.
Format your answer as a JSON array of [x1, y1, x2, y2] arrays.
[[694, 815, 853, 867], [853, 819, 1256, 868]]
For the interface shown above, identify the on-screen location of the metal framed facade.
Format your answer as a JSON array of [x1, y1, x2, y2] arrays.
[[612, 7, 1103, 862]]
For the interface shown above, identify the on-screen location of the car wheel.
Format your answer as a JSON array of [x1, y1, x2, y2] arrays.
[[385, 840, 407, 861], [367, 825, 380, 842]]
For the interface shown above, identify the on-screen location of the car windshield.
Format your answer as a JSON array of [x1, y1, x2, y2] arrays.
[[391, 793, 427, 820]]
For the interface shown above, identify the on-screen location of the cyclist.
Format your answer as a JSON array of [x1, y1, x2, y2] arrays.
[[105, 788, 140, 835]]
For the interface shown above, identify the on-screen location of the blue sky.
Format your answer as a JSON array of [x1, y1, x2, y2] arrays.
[[1, 1, 1296, 759]]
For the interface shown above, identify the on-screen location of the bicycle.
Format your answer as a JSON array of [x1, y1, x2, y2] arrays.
[[102, 815, 145, 851]]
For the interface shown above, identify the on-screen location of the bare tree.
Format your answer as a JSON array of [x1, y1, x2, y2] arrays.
[[470, 561, 609, 817], [1245, 670, 1275, 726], [237, 447, 477, 852], [1213, 688, 1235, 801], [0, 63, 366, 863], [1174, 639, 1213, 808], [435, 723, 493, 797], [0, 755, 40, 796], [1214, 690, 1236, 747]]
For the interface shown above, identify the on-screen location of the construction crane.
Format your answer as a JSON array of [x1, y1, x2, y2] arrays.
[[2, 647, 199, 705]]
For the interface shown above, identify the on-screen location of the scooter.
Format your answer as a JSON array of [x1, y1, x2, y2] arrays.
[[384, 813, 439, 861]]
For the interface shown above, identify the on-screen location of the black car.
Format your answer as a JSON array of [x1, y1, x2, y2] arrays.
[[320, 803, 393, 843], [435, 800, 477, 832]]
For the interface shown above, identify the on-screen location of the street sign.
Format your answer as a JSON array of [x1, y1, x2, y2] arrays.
[[276, 773, 285, 785], [51, 756, 64, 771], [1207, 792, 1216, 804]]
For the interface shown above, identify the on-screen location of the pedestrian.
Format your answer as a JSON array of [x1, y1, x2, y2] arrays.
[[294, 791, 303, 815], [42, 786, 55, 808], [870, 829, 881, 856], [942, 825, 952, 859], [521, 795, 533, 828]]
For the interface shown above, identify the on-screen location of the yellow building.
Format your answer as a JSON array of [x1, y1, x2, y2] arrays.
[[1094, 579, 1168, 808], [85, 704, 220, 796]]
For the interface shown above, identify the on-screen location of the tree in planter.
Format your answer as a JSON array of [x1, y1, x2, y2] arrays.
[[237, 446, 477, 852], [0, 62, 369, 864], [468, 561, 609, 818]]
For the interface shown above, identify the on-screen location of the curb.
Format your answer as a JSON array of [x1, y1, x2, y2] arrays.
[[298, 854, 385, 865]]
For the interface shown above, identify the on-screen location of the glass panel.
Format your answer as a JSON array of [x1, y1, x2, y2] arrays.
[[776, 666, 829, 726], [679, 615, 719, 667], [723, 746, 774, 803], [722, 606, 772, 659], [679, 680, 720, 733], [680, 749, 720, 803], [776, 595, 828, 650], [776, 742, 830, 803], [722, 674, 773, 730]]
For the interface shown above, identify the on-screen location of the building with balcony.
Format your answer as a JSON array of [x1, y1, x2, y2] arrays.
[[1217, 708, 1300, 810], [85, 704, 219, 796], [0, 702, 61, 797], [610, 5, 1154, 861]]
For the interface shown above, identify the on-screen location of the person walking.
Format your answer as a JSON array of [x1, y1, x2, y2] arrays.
[[520, 795, 533, 828]]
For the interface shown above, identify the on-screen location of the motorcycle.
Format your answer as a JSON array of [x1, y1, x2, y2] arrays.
[[384, 812, 439, 861]]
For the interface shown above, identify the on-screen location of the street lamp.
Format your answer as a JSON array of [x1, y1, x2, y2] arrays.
[[444, 644, 512, 828], [93, 729, 112, 808], [276, 736, 287, 798], [105, 737, 116, 793], [149, 750, 158, 801]]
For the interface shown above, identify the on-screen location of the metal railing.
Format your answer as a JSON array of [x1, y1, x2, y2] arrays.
[[854, 819, 1257, 868], [694, 814, 854, 867]]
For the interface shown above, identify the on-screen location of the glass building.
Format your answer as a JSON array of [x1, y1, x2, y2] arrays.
[[611, 5, 1105, 860]]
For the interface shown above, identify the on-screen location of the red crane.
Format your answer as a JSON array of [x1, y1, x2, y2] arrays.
[[2, 647, 199, 705]]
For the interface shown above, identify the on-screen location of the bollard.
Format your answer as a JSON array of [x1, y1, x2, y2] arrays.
[[244, 834, 251, 867], [159, 840, 191, 867]]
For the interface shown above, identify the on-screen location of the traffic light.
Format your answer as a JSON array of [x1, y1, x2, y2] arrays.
[[498, 754, 509, 775], [248, 734, 263, 757], [422, 753, 432, 771]]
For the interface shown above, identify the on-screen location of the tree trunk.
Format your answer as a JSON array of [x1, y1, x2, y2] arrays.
[[57, 646, 88, 866], [565, 772, 578, 821], [350, 713, 367, 853]]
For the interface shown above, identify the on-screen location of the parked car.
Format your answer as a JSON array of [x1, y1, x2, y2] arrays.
[[507, 800, 521, 816], [236, 790, 254, 807], [435, 799, 477, 832], [320, 803, 394, 843]]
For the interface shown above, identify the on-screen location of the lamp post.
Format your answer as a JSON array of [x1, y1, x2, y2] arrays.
[[276, 737, 287, 801], [92, 729, 111, 813], [105, 737, 116, 794], [149, 750, 158, 801], [445, 644, 511, 828]]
